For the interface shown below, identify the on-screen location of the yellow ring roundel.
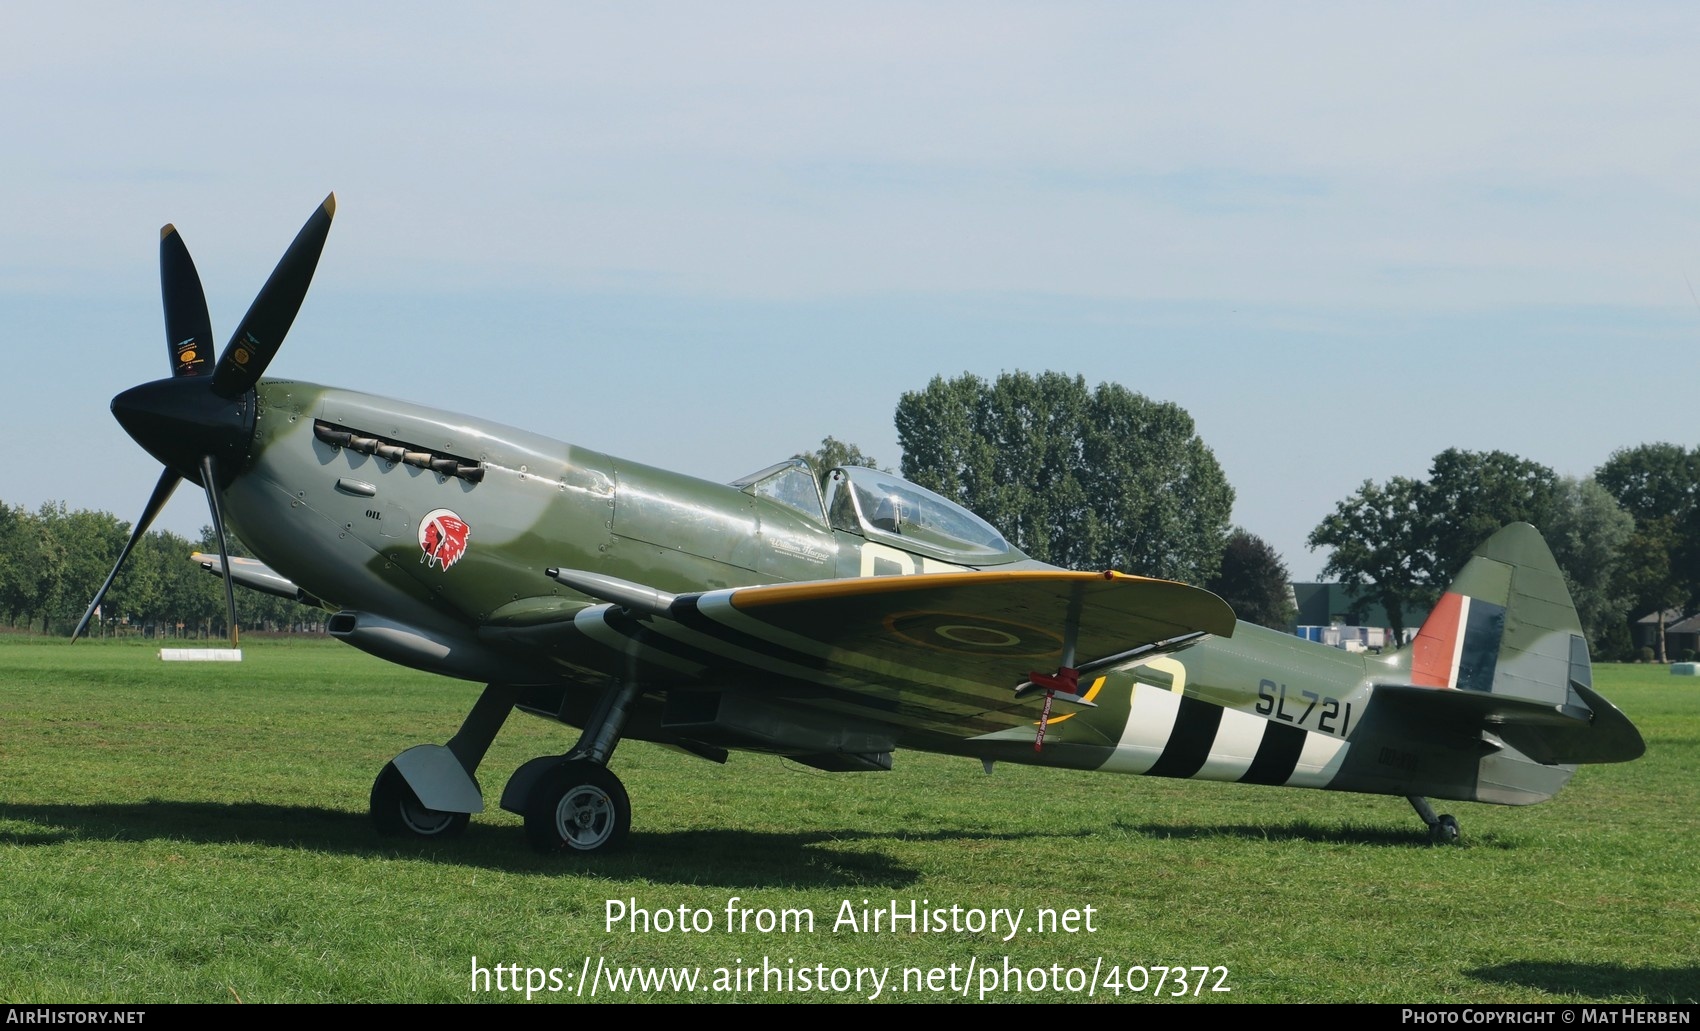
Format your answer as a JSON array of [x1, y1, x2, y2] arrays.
[[883, 610, 1062, 658]]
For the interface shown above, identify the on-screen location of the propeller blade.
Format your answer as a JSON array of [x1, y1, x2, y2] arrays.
[[160, 225, 214, 378], [200, 455, 241, 648], [211, 193, 336, 399], [72, 469, 181, 641]]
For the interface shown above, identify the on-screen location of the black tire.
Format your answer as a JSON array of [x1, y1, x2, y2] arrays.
[[523, 760, 630, 855], [1431, 813, 1461, 846], [370, 762, 470, 839]]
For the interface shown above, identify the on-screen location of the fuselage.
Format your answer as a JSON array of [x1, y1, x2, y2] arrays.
[[214, 379, 1569, 807], [87, 196, 1618, 855], [230, 380, 993, 636]]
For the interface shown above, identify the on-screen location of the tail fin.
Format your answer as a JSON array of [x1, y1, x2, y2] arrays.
[[1375, 523, 1643, 803], [1410, 521, 1579, 703]]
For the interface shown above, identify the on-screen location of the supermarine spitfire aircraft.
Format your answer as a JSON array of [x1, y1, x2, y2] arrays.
[[75, 196, 1646, 854]]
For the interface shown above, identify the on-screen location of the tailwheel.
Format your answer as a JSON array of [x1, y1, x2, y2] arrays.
[[523, 759, 630, 855], [1408, 795, 1462, 847], [371, 762, 470, 840]]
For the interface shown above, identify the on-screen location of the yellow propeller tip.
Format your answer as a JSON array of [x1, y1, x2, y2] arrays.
[[160, 223, 177, 240], [322, 193, 337, 217]]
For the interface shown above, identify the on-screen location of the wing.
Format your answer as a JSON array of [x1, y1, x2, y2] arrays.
[[710, 570, 1233, 684], [541, 569, 1235, 739]]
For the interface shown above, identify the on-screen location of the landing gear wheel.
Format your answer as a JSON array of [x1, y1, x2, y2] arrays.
[[371, 762, 470, 839], [1430, 813, 1461, 846], [524, 760, 630, 855]]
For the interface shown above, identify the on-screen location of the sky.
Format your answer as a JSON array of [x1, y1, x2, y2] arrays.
[[5, 2, 1698, 579]]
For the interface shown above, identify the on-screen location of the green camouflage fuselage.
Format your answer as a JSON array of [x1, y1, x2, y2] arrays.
[[225, 380, 1608, 807]]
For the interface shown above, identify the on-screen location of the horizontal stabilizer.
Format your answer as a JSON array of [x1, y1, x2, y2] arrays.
[[1370, 681, 1645, 765]]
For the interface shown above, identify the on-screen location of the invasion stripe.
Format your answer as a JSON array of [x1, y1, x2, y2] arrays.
[[671, 596, 827, 669], [694, 590, 1038, 700], [1287, 732, 1349, 788], [1145, 696, 1225, 779], [1240, 722, 1308, 785], [581, 605, 1015, 736], [647, 612, 1014, 731], [672, 596, 1017, 717], [1193, 707, 1267, 782], [1099, 684, 1182, 774], [572, 605, 706, 676]]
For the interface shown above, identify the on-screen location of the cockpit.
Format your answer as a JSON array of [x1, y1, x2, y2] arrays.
[[825, 467, 1018, 565], [732, 461, 1024, 567], [829, 469, 1013, 564]]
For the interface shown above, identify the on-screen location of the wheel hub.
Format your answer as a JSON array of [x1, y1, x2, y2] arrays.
[[401, 796, 457, 835], [558, 786, 614, 846]]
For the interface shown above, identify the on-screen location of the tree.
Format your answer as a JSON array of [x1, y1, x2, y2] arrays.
[[1309, 450, 1571, 644], [1614, 517, 1685, 662], [0, 495, 330, 638], [1596, 443, 1700, 661], [895, 371, 1234, 582], [0, 502, 29, 626], [26, 502, 71, 634], [1206, 529, 1297, 630], [795, 436, 884, 489], [1595, 443, 1699, 525], [1421, 448, 1559, 579], [1307, 476, 1427, 641], [1542, 477, 1635, 653]]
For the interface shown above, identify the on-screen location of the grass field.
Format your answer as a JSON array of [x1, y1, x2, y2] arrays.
[[2, 637, 1696, 1004]]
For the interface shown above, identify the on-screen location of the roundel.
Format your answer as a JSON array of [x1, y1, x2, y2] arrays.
[[419, 508, 471, 570], [884, 610, 1062, 658]]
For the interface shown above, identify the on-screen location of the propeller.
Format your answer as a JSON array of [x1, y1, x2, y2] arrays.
[[72, 194, 336, 645], [161, 224, 214, 378], [212, 196, 335, 398]]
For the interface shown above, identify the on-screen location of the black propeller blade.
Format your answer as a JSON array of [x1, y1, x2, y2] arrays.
[[71, 469, 181, 641], [161, 225, 214, 378], [74, 194, 336, 645], [212, 193, 336, 398]]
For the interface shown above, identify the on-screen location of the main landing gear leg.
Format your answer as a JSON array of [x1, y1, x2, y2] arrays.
[[513, 678, 642, 855], [1408, 795, 1461, 846], [371, 682, 519, 840]]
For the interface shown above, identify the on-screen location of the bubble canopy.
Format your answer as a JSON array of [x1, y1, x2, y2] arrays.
[[824, 466, 1024, 566]]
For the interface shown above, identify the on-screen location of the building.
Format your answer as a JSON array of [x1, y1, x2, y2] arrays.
[[1290, 583, 1430, 653]]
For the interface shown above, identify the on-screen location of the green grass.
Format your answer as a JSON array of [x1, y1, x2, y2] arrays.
[[2, 639, 1696, 1003]]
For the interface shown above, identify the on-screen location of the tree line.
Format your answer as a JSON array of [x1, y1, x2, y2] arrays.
[[814, 371, 1694, 660], [806, 370, 1297, 632], [17, 370, 1694, 660], [0, 500, 324, 638], [1309, 444, 1699, 661]]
